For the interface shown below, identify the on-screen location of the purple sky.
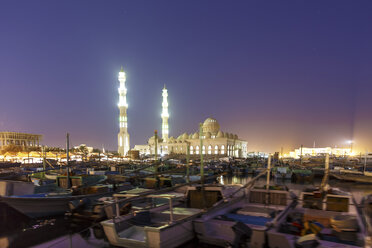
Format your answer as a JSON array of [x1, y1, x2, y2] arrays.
[[1, 1, 372, 153]]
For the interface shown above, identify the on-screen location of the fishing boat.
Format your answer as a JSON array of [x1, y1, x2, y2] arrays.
[[193, 185, 296, 247], [273, 167, 292, 180], [193, 157, 296, 248], [267, 154, 367, 248], [1, 184, 115, 218], [331, 173, 372, 184], [292, 168, 314, 182], [101, 184, 242, 248], [331, 158, 372, 183], [267, 188, 366, 247]]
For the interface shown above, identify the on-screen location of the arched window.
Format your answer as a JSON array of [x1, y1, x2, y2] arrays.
[[196, 145, 199, 155], [119, 137, 123, 146], [221, 145, 225, 155], [202, 145, 206, 154], [215, 145, 219, 154], [190, 146, 194, 155], [208, 145, 212, 155]]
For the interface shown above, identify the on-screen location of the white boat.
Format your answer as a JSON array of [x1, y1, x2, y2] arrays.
[[2, 184, 115, 218], [267, 188, 366, 248], [101, 184, 242, 248], [193, 185, 296, 248], [267, 155, 367, 248], [274, 167, 292, 180]]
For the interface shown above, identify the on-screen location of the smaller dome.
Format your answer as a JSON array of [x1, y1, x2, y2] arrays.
[[224, 132, 229, 138], [182, 133, 188, 139], [234, 134, 238, 139], [205, 132, 211, 138], [192, 132, 199, 139], [216, 131, 224, 138], [177, 134, 182, 140]]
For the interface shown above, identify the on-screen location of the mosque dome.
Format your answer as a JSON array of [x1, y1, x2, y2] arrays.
[[216, 131, 224, 138], [234, 134, 238, 139], [202, 118, 220, 134], [192, 132, 199, 139]]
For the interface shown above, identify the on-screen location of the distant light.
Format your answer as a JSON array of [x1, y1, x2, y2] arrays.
[[347, 140, 354, 144]]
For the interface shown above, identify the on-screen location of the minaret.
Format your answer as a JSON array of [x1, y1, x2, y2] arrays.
[[161, 85, 169, 142], [117, 66, 130, 156]]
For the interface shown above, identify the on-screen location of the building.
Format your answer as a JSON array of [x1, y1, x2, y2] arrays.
[[117, 67, 130, 156], [134, 87, 248, 158], [0, 132, 42, 148], [286, 147, 353, 159]]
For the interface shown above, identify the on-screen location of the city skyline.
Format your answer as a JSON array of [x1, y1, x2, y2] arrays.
[[1, 1, 372, 153]]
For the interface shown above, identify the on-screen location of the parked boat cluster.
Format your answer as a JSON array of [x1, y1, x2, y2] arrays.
[[1, 155, 372, 247]]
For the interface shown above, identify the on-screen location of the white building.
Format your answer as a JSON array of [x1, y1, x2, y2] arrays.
[[287, 147, 353, 159], [134, 87, 247, 158]]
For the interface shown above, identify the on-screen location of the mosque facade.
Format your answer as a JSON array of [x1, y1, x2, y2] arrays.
[[133, 86, 248, 158]]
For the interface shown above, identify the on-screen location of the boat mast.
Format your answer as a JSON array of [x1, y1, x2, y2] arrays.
[[42, 145, 46, 173], [154, 130, 158, 170], [364, 150, 367, 173], [66, 133, 71, 189], [186, 141, 190, 183], [199, 123, 206, 209], [320, 153, 329, 192], [199, 123, 204, 185], [266, 155, 271, 190]]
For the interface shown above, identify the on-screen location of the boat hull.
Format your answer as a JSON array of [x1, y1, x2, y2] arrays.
[[2, 193, 106, 218]]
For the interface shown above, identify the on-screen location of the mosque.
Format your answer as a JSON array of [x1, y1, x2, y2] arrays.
[[116, 68, 247, 158]]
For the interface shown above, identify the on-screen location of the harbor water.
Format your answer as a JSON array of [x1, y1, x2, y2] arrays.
[[1, 175, 372, 248]]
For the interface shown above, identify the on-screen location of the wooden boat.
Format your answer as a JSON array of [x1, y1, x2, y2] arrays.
[[267, 155, 367, 248], [193, 159, 294, 248], [193, 185, 296, 248], [101, 184, 241, 248], [267, 188, 366, 247], [2, 184, 114, 218], [331, 173, 372, 184]]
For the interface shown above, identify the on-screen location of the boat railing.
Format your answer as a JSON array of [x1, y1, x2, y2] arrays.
[[106, 173, 223, 219]]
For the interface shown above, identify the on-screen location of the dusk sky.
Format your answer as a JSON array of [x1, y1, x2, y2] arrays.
[[1, 1, 372, 153]]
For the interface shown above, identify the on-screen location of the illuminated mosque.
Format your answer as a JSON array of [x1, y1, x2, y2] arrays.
[[117, 68, 247, 158]]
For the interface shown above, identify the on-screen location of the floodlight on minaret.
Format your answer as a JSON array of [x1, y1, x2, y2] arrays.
[[117, 66, 130, 156], [161, 85, 169, 142]]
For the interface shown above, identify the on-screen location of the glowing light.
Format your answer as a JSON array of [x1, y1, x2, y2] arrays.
[[161, 86, 169, 141], [117, 67, 130, 156], [287, 146, 354, 158]]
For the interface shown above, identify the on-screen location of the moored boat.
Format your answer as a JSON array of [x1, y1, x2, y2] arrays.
[[101, 184, 242, 248]]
